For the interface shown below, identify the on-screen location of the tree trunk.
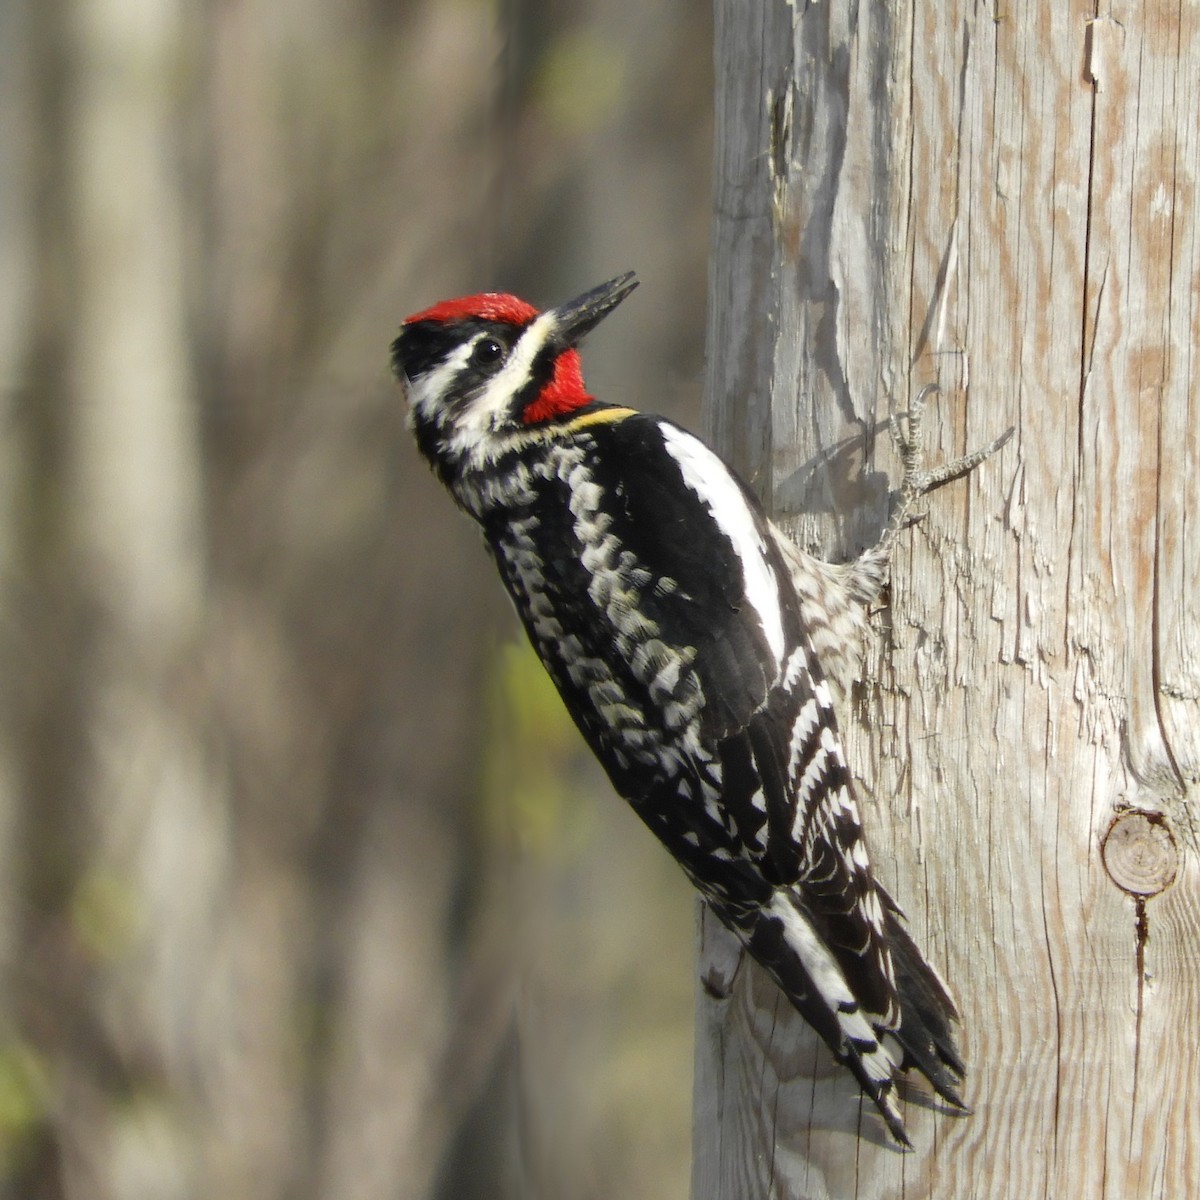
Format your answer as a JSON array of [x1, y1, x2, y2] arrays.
[[694, 3, 1200, 1197]]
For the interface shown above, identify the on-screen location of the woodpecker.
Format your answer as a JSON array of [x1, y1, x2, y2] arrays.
[[391, 272, 1009, 1146]]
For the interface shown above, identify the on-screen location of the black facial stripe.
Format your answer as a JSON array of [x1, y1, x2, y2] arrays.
[[508, 339, 565, 417], [391, 321, 460, 380], [391, 317, 525, 382]]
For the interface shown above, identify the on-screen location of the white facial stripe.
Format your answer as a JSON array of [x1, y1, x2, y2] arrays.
[[445, 312, 558, 459], [406, 338, 476, 425], [659, 424, 786, 667]]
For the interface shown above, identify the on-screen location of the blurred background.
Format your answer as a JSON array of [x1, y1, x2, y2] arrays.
[[0, 0, 713, 1196]]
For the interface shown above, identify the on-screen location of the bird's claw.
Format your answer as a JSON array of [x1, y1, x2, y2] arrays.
[[888, 384, 1013, 532]]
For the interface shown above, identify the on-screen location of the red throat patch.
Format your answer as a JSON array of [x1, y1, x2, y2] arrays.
[[404, 292, 538, 327], [521, 349, 593, 424]]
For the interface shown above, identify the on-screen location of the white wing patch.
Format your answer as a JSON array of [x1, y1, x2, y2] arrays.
[[658, 423, 786, 669]]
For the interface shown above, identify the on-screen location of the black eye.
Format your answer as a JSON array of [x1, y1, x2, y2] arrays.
[[472, 337, 505, 368]]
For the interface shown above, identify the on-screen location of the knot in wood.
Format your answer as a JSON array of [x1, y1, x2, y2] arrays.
[[1101, 809, 1179, 897]]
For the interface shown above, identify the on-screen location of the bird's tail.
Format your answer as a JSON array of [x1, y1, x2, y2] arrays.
[[724, 889, 966, 1147], [879, 893, 968, 1113]]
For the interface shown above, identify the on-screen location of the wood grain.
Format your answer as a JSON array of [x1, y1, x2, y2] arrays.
[[694, 3, 1200, 1197]]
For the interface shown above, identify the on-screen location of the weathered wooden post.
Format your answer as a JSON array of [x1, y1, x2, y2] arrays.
[[694, 4, 1200, 1197]]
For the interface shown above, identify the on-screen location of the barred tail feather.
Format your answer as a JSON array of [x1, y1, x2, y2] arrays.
[[728, 893, 910, 1145], [720, 888, 966, 1147], [881, 900, 968, 1111]]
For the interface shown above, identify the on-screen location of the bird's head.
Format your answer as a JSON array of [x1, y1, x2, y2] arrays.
[[391, 272, 638, 475]]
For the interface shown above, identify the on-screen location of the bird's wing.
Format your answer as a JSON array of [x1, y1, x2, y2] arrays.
[[570, 416, 899, 1014]]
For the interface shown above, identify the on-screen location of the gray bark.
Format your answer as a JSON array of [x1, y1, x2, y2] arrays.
[[695, 3, 1200, 1197]]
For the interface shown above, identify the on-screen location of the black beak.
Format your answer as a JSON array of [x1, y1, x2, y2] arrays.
[[549, 272, 639, 347]]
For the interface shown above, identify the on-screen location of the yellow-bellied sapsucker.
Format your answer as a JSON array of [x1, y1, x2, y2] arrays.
[[390, 272, 1009, 1146]]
